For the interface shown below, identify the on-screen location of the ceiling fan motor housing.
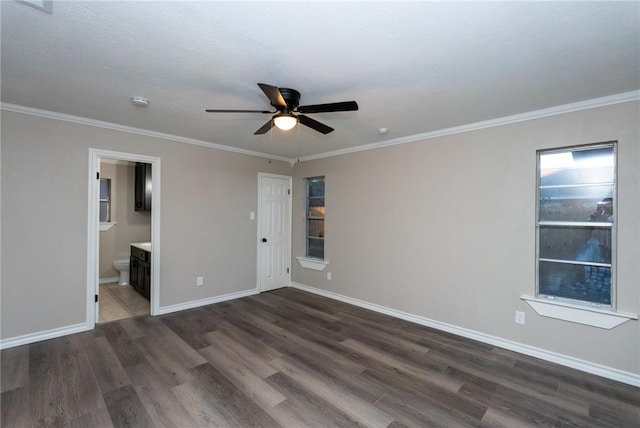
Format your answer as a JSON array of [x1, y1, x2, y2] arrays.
[[277, 88, 301, 110]]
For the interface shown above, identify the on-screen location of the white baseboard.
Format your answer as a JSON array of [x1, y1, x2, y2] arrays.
[[290, 282, 640, 387], [0, 288, 259, 349], [99, 276, 119, 284], [0, 322, 89, 350], [4, 282, 637, 387], [155, 288, 259, 316]]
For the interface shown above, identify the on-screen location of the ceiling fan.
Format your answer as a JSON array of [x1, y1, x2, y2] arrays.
[[205, 83, 358, 135]]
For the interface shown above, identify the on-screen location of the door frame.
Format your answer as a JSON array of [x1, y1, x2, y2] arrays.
[[256, 172, 292, 292], [86, 149, 161, 329]]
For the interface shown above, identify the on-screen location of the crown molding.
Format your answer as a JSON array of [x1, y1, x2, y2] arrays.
[[299, 90, 640, 162], [0, 102, 292, 163], [3, 90, 638, 164]]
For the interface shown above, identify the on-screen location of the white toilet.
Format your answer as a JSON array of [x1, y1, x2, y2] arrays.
[[113, 259, 130, 286]]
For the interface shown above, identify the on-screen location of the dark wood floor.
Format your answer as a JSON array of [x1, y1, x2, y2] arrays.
[[2, 288, 639, 427]]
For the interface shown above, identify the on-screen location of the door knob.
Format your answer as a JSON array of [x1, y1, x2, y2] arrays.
[[262, 238, 267, 243]]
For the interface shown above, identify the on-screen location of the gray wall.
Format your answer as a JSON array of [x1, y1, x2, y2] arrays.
[[2, 102, 638, 378], [291, 102, 639, 375], [98, 161, 151, 280], [1, 110, 291, 339]]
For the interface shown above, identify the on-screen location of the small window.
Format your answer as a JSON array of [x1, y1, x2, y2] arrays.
[[99, 178, 112, 222], [536, 143, 616, 306], [306, 177, 325, 259]]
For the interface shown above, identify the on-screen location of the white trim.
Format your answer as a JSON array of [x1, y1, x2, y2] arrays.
[[1, 103, 290, 163], [257, 173, 293, 292], [290, 282, 640, 387], [298, 90, 640, 162], [3, 92, 638, 165], [521, 295, 637, 329], [155, 288, 259, 316], [99, 222, 117, 231], [88, 149, 161, 329], [296, 256, 329, 271], [99, 276, 120, 285], [0, 287, 258, 348], [0, 323, 87, 350], [87, 152, 100, 326]]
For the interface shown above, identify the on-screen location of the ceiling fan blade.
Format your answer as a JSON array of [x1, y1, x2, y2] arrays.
[[205, 109, 273, 113], [298, 115, 334, 134], [254, 119, 274, 135], [257, 83, 287, 109], [297, 100, 358, 114]]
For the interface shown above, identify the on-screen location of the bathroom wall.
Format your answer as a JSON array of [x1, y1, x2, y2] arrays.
[[98, 161, 151, 281]]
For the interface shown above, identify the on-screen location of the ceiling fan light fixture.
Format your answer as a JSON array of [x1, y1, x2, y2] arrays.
[[273, 113, 297, 131]]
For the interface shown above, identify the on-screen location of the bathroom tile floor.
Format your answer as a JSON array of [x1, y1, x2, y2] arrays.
[[98, 282, 149, 323]]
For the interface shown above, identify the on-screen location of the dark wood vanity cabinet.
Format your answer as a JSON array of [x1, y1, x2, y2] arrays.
[[130, 246, 150, 300], [135, 162, 152, 211]]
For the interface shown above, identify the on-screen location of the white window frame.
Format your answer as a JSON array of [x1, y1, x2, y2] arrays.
[[536, 142, 616, 307], [523, 141, 637, 328], [305, 176, 325, 260], [296, 176, 329, 271]]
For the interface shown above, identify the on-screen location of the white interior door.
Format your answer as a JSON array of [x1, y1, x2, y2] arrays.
[[258, 174, 292, 292]]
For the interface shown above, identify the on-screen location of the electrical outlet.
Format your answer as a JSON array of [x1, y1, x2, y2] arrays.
[[196, 276, 203, 286], [515, 310, 525, 325], [327, 272, 332, 281]]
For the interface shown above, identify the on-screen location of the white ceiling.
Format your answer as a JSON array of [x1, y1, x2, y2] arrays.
[[2, 1, 639, 160]]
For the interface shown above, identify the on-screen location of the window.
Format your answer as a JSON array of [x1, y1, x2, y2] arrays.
[[306, 177, 325, 259], [99, 178, 112, 222], [536, 142, 616, 306]]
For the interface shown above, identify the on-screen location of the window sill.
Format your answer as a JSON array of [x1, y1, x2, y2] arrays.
[[521, 295, 637, 329], [296, 257, 329, 271], [99, 222, 117, 231]]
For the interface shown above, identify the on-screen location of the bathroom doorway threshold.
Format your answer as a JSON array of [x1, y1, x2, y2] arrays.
[[97, 282, 150, 323], [87, 149, 161, 331]]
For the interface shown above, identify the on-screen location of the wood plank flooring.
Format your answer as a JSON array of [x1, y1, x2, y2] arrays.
[[2, 288, 639, 427]]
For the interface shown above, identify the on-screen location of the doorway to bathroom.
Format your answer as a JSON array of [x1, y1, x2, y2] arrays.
[[87, 149, 161, 329]]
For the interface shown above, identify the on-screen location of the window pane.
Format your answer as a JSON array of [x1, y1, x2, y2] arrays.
[[308, 238, 324, 258], [539, 261, 611, 305], [539, 187, 613, 222], [540, 146, 614, 186], [539, 226, 611, 264], [100, 178, 111, 199], [308, 178, 324, 197], [99, 201, 110, 222], [307, 219, 324, 238], [308, 202, 325, 218], [309, 197, 325, 207]]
